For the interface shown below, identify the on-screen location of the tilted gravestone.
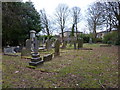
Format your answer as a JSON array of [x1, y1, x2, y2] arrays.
[[4, 47, 16, 54], [45, 39, 52, 50], [78, 38, 83, 49], [54, 39, 60, 56]]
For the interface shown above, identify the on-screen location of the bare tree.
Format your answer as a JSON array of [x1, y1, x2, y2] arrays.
[[102, 2, 118, 32], [87, 2, 105, 39], [71, 6, 81, 39], [54, 4, 69, 41], [40, 9, 50, 37], [107, 2, 120, 31]]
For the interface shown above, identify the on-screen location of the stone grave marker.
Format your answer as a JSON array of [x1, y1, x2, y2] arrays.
[[21, 47, 31, 57], [54, 39, 60, 56], [45, 39, 52, 50], [34, 37, 39, 53], [72, 37, 77, 49], [78, 38, 83, 49], [29, 30, 44, 66], [61, 40, 67, 49], [89, 38, 92, 44], [25, 39, 31, 55], [4, 47, 16, 54], [43, 54, 53, 62]]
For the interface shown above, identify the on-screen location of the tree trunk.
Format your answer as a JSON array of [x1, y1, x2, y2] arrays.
[[61, 28, 64, 42], [75, 23, 78, 39]]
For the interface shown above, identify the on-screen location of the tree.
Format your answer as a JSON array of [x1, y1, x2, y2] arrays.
[[2, 2, 42, 46], [108, 2, 120, 45], [71, 6, 81, 39], [87, 2, 105, 40], [54, 4, 69, 42], [107, 2, 120, 30], [102, 2, 118, 32], [40, 9, 50, 37]]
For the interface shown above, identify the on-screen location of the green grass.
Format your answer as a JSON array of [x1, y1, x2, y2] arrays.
[[2, 43, 118, 88]]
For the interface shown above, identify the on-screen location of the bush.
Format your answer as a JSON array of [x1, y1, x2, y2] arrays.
[[96, 38, 102, 43], [103, 31, 120, 45], [79, 34, 90, 43]]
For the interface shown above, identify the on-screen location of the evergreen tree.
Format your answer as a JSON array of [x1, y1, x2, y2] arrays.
[[2, 2, 42, 46]]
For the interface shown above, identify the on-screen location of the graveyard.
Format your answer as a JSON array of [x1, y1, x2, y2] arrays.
[[2, 1, 120, 89], [2, 42, 118, 88]]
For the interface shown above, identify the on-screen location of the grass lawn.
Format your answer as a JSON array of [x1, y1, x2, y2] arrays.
[[2, 43, 119, 88]]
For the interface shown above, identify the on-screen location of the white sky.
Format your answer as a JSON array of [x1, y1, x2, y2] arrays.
[[23, 0, 98, 35], [24, 0, 96, 14]]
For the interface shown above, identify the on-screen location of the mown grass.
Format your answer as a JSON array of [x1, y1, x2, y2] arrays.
[[2, 43, 118, 88]]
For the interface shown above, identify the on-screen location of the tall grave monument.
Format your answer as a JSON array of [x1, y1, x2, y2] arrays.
[[29, 30, 44, 66]]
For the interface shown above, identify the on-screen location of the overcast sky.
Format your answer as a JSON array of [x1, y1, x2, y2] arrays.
[[23, 0, 98, 35]]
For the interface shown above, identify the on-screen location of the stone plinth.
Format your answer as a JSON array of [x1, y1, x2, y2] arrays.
[[43, 54, 53, 62], [29, 53, 43, 66]]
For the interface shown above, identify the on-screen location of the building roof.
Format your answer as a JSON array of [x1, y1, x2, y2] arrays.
[[97, 30, 118, 34], [59, 31, 82, 34]]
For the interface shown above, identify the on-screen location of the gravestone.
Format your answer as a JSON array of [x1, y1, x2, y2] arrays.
[[43, 54, 53, 62], [45, 39, 52, 50], [25, 39, 31, 55], [26, 39, 31, 50], [54, 39, 60, 56], [21, 47, 31, 57], [74, 42, 77, 49], [29, 30, 44, 66], [14, 46, 21, 53], [73, 37, 77, 49], [4, 47, 16, 54], [61, 40, 67, 49], [89, 38, 92, 44], [78, 38, 83, 49]]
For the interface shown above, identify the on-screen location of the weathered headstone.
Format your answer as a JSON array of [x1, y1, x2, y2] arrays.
[[34, 37, 39, 53], [45, 39, 52, 50], [78, 38, 83, 49], [25, 39, 31, 55], [14, 46, 21, 53], [43, 54, 53, 62], [4, 47, 16, 54], [61, 40, 67, 49], [89, 38, 92, 44], [26, 39, 31, 50], [29, 30, 44, 66], [21, 47, 31, 57], [74, 42, 77, 49], [54, 39, 60, 56], [73, 37, 77, 49]]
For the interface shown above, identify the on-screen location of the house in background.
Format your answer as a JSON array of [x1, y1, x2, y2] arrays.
[[96, 30, 118, 39], [96, 31, 108, 39], [59, 31, 82, 38]]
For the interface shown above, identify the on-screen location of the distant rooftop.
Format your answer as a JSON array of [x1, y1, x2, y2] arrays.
[[59, 31, 82, 34]]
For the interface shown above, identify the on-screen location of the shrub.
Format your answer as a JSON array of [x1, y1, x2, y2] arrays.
[[79, 34, 90, 43], [103, 31, 120, 45], [96, 38, 102, 43]]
